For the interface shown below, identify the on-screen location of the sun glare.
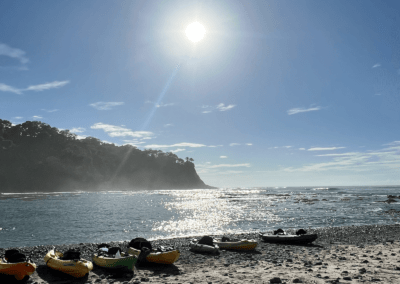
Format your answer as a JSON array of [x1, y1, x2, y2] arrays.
[[185, 22, 205, 42]]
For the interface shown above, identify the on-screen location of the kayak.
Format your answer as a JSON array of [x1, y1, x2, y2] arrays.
[[127, 247, 180, 265], [0, 259, 36, 280], [92, 252, 138, 271], [189, 241, 220, 254], [261, 234, 318, 244], [213, 239, 258, 251], [44, 249, 93, 278]]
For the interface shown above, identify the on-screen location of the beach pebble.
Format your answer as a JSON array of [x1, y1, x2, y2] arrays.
[[293, 279, 303, 283]]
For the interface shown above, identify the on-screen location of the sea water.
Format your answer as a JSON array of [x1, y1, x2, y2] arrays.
[[0, 186, 399, 248]]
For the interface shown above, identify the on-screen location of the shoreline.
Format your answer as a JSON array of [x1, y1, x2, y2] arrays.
[[1, 224, 400, 283]]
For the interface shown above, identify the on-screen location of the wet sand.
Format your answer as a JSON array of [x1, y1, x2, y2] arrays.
[[1, 224, 400, 283]]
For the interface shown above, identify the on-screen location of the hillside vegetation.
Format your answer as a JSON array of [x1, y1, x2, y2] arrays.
[[0, 119, 212, 192]]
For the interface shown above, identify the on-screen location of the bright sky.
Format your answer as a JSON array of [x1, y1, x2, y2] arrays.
[[1, 0, 399, 187]]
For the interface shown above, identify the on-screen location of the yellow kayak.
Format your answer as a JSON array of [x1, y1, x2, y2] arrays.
[[0, 259, 36, 280], [127, 247, 180, 264], [213, 239, 258, 251], [44, 249, 93, 278]]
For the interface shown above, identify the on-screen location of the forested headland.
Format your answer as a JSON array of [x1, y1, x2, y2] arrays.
[[0, 119, 213, 192]]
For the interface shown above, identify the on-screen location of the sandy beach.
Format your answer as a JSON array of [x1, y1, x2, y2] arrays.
[[1, 224, 400, 284]]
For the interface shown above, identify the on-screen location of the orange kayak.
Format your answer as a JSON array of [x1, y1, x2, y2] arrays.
[[0, 259, 36, 280]]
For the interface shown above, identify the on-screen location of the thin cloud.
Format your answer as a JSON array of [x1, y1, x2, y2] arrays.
[[164, 124, 173, 127], [372, 63, 381, 68], [316, 153, 357, 157], [269, 146, 292, 149], [284, 142, 400, 173], [202, 103, 236, 113], [90, 102, 124, 110], [156, 102, 175, 108], [0, 83, 22, 94], [383, 141, 400, 146], [287, 106, 321, 115], [32, 116, 42, 119], [91, 123, 154, 139], [13, 116, 23, 120], [208, 145, 223, 148], [308, 147, 346, 151], [41, 109, 59, 113], [171, 148, 186, 153], [220, 156, 228, 158], [0, 43, 29, 64], [216, 103, 236, 111], [144, 142, 206, 148], [24, 81, 70, 91], [208, 163, 250, 168], [299, 148, 306, 150], [229, 143, 240, 146], [70, 127, 86, 133], [0, 81, 69, 94], [246, 143, 253, 146]]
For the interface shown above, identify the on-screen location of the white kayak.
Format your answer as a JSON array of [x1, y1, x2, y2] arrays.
[[189, 240, 219, 254]]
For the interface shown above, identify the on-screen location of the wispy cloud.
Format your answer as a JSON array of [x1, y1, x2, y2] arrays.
[[0, 83, 22, 94], [91, 123, 154, 139], [90, 102, 124, 110], [284, 141, 400, 173], [308, 147, 346, 151], [207, 163, 250, 169], [229, 143, 240, 146], [299, 148, 306, 150], [13, 116, 23, 120], [202, 103, 236, 113], [0, 43, 29, 64], [372, 63, 381, 68], [41, 109, 59, 113], [269, 146, 292, 149], [246, 143, 253, 146], [144, 142, 206, 148], [24, 81, 69, 92], [32, 116, 42, 119], [287, 105, 321, 115], [164, 124, 173, 127], [156, 102, 175, 108], [316, 153, 357, 157], [0, 81, 69, 94], [220, 156, 228, 158], [216, 103, 236, 111], [171, 148, 186, 153], [70, 127, 86, 133], [208, 145, 223, 148]]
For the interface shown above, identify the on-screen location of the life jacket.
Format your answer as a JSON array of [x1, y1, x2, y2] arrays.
[[198, 236, 214, 246], [129, 238, 152, 251], [61, 249, 81, 260], [296, 229, 307, 235], [5, 250, 26, 263]]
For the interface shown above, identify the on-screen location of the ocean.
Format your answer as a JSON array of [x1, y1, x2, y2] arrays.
[[0, 186, 399, 248]]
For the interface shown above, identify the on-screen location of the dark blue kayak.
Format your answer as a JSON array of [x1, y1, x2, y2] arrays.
[[261, 234, 318, 244]]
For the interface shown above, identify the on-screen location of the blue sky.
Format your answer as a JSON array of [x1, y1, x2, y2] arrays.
[[1, 0, 399, 187]]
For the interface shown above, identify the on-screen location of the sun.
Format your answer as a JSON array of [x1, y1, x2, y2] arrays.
[[185, 22, 205, 42]]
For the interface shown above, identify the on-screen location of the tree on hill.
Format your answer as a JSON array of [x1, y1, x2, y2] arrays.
[[0, 119, 212, 192]]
